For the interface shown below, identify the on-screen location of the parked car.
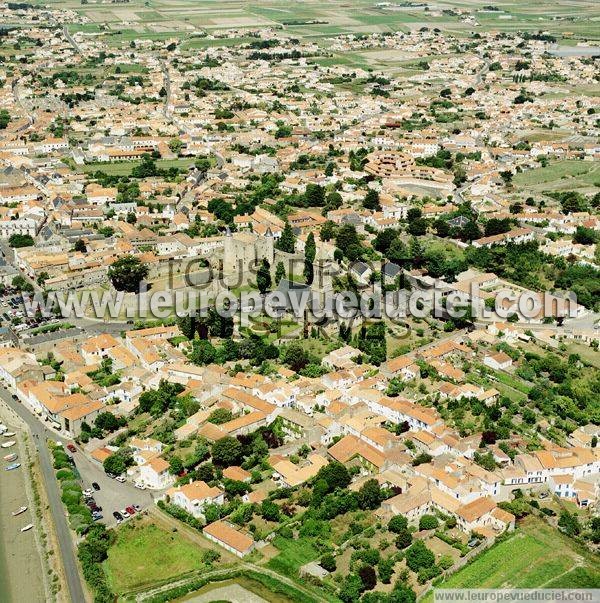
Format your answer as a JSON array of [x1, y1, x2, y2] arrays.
[[120, 509, 130, 519], [115, 475, 126, 483], [113, 511, 123, 523], [92, 482, 100, 491], [125, 506, 135, 515], [133, 504, 142, 512], [92, 513, 103, 521], [83, 488, 94, 497], [134, 483, 146, 490], [106, 473, 116, 479], [67, 444, 76, 453]]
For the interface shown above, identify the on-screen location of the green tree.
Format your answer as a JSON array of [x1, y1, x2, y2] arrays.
[[169, 456, 183, 475], [320, 553, 336, 572], [94, 412, 119, 433], [339, 573, 364, 603], [8, 234, 34, 248], [305, 183, 326, 207], [260, 499, 280, 521], [108, 255, 149, 292], [275, 261, 286, 285], [358, 478, 383, 510], [405, 540, 435, 572], [74, 239, 87, 253], [11, 275, 33, 293], [419, 514, 439, 530], [0, 109, 10, 129], [395, 529, 412, 550], [276, 221, 296, 253], [282, 343, 310, 372], [168, 138, 183, 154], [177, 315, 196, 340], [256, 259, 272, 294], [378, 557, 395, 584], [208, 408, 232, 425], [189, 339, 217, 365], [388, 514, 408, 533], [211, 436, 243, 467], [304, 231, 316, 285], [103, 453, 126, 475], [363, 189, 381, 211], [315, 460, 350, 491], [558, 510, 581, 537]]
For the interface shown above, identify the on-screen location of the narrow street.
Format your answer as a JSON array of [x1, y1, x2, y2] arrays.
[[0, 385, 86, 603]]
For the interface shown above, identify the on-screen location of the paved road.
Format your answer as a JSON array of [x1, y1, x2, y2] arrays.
[[0, 385, 86, 603], [62, 24, 82, 54]]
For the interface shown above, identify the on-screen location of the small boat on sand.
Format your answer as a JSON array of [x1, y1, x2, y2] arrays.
[[3, 453, 17, 461], [12, 506, 27, 516], [20, 524, 33, 532], [5, 462, 20, 471], [1, 441, 16, 449], [3, 432, 16, 437]]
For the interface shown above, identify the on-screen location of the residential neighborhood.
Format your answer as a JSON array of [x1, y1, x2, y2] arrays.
[[0, 1, 598, 603]]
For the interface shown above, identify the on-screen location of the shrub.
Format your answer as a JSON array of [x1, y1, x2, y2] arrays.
[[395, 529, 412, 550], [320, 553, 336, 572], [419, 514, 439, 531], [405, 540, 435, 572], [388, 514, 408, 533]]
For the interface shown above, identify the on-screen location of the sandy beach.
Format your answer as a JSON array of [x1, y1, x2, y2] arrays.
[[0, 406, 46, 603]]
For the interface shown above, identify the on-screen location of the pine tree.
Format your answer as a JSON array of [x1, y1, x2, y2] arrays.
[[363, 188, 381, 211], [275, 261, 286, 285], [177, 315, 196, 340], [256, 259, 272, 294], [304, 231, 316, 285], [276, 221, 296, 253]]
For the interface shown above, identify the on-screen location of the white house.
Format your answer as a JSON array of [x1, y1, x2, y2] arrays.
[[166, 481, 224, 518], [484, 351, 513, 371], [138, 457, 174, 490]]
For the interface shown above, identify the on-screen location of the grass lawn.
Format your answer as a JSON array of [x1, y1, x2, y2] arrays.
[[513, 160, 600, 191], [266, 536, 319, 576], [104, 519, 207, 594], [79, 157, 195, 176], [426, 516, 600, 599], [566, 342, 600, 369]]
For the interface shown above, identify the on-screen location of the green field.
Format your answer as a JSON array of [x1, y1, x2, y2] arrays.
[[34, 0, 600, 43], [266, 536, 320, 576], [104, 521, 208, 593], [79, 157, 196, 176], [426, 517, 600, 599], [514, 160, 600, 192]]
